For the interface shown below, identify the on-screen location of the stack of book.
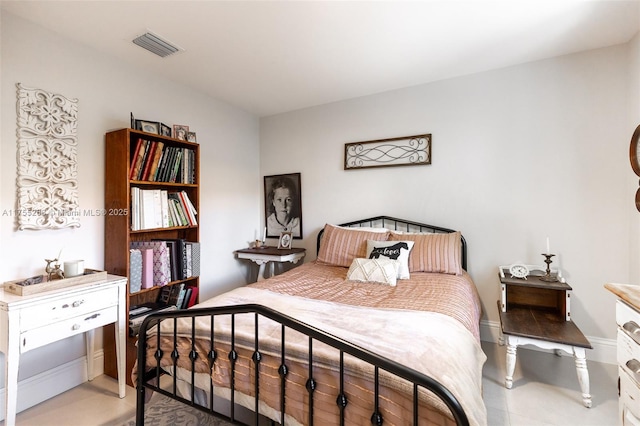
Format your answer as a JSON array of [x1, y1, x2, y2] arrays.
[[129, 139, 196, 184], [128, 284, 199, 336], [129, 240, 200, 289], [130, 188, 197, 231]]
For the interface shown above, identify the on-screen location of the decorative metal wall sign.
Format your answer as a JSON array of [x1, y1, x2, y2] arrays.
[[16, 83, 80, 230], [344, 134, 431, 170]]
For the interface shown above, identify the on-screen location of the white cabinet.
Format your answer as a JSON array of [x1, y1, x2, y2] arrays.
[[0, 275, 127, 426], [606, 283, 640, 426]]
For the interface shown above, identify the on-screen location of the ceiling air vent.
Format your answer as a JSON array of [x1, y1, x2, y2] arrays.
[[132, 32, 182, 58]]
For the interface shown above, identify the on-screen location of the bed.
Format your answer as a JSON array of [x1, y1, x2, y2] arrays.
[[135, 216, 487, 426]]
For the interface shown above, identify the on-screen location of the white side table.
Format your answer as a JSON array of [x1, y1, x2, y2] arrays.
[[235, 247, 306, 281], [0, 275, 127, 425]]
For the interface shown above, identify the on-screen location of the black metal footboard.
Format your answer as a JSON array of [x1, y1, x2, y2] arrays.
[[136, 303, 469, 426]]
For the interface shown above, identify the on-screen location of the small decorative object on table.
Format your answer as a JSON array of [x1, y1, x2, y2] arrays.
[[508, 263, 529, 279], [278, 231, 292, 249], [45, 258, 64, 280], [539, 253, 559, 282]]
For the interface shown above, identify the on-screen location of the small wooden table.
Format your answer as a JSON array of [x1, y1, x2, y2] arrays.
[[498, 271, 592, 408], [235, 247, 306, 281]]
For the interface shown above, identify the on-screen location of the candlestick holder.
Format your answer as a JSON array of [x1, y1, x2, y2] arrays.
[[539, 253, 559, 282]]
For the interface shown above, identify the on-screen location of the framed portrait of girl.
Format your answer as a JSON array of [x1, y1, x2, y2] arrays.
[[264, 173, 302, 239]]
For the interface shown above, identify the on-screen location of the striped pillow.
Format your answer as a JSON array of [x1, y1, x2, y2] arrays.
[[388, 231, 462, 275], [317, 224, 389, 267]]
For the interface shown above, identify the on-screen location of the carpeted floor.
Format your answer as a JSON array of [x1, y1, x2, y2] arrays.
[[120, 394, 234, 426]]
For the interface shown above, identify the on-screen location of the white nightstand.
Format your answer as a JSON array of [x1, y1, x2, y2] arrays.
[[605, 283, 640, 425], [235, 247, 306, 281], [0, 275, 127, 426]]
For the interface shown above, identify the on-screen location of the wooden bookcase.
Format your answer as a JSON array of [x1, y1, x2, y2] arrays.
[[103, 128, 200, 385]]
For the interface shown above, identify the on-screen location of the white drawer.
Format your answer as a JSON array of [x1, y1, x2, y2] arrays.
[[20, 285, 118, 331], [617, 300, 640, 329], [620, 366, 640, 422], [20, 306, 118, 353], [618, 329, 640, 366]]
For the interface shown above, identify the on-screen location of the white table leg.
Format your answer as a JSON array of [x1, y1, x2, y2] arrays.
[[4, 312, 20, 426], [573, 347, 591, 408], [256, 263, 267, 281], [116, 286, 126, 398], [85, 330, 95, 381], [505, 338, 517, 389]]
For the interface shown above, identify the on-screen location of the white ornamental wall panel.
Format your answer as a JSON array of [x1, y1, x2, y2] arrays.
[[16, 83, 80, 230]]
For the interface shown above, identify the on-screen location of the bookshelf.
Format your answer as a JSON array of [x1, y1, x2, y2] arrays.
[[103, 128, 200, 385]]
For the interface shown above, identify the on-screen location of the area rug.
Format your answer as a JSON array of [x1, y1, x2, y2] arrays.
[[119, 393, 233, 426]]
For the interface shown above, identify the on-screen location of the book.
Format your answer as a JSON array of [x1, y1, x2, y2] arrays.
[[140, 189, 156, 230], [129, 249, 142, 293], [157, 283, 183, 306], [159, 146, 176, 182], [179, 191, 198, 225], [157, 238, 187, 280], [186, 285, 199, 307], [160, 190, 170, 228], [140, 248, 154, 289], [130, 187, 140, 231], [134, 140, 151, 180], [181, 287, 192, 309], [186, 242, 200, 277], [140, 141, 157, 181], [129, 138, 144, 180], [130, 138, 147, 180], [176, 286, 188, 309], [130, 241, 171, 286], [129, 304, 177, 336], [169, 149, 183, 183], [146, 142, 164, 181]]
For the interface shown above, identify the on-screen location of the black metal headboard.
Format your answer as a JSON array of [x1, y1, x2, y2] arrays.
[[316, 215, 467, 271]]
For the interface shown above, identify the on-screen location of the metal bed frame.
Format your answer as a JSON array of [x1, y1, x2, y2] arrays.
[[136, 216, 471, 425]]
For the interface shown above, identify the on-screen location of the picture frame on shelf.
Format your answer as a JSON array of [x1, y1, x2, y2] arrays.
[[173, 124, 189, 140], [136, 120, 160, 135], [160, 123, 172, 137], [187, 132, 197, 143], [264, 173, 302, 239], [278, 232, 292, 249]]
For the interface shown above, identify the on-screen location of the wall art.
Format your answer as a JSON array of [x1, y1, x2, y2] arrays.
[[344, 134, 431, 170], [264, 173, 302, 239], [16, 83, 80, 230]]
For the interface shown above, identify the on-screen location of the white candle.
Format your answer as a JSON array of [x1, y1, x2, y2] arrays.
[[546, 237, 550, 254], [263, 227, 266, 241], [254, 229, 257, 240]]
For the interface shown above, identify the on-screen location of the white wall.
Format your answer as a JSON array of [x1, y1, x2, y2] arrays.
[[0, 11, 259, 401], [260, 42, 633, 358]]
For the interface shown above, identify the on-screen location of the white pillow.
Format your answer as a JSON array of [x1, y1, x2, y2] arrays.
[[366, 240, 414, 279], [346, 258, 399, 286]]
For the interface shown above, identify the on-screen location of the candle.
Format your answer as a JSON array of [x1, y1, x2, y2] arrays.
[[546, 237, 550, 254], [254, 229, 257, 240], [263, 227, 266, 242]]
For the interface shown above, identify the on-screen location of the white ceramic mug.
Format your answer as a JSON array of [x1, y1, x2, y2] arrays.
[[63, 260, 84, 278]]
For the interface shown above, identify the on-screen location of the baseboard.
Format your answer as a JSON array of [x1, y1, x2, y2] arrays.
[[480, 319, 617, 365], [0, 350, 104, 421]]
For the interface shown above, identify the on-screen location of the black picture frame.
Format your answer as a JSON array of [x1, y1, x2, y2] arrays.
[[264, 173, 302, 239], [135, 119, 160, 135], [160, 123, 172, 137]]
